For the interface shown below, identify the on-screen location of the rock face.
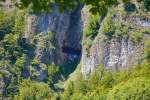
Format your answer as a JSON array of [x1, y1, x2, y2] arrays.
[[25, 5, 82, 66], [24, 5, 83, 81], [81, 38, 144, 78], [25, 4, 150, 79], [81, 8, 150, 79], [0, 0, 14, 11]]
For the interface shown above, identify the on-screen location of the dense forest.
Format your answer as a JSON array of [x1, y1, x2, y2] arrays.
[[0, 0, 150, 100]]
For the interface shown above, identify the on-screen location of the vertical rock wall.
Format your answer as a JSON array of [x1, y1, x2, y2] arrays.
[[25, 5, 83, 66], [81, 37, 145, 78], [81, 8, 150, 78]]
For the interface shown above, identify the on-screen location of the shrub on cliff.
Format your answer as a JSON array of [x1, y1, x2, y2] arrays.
[[144, 40, 150, 61], [124, 2, 136, 12], [143, 0, 150, 11], [84, 14, 100, 39]]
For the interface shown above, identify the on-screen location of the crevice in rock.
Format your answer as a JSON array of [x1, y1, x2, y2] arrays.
[[62, 46, 81, 55]]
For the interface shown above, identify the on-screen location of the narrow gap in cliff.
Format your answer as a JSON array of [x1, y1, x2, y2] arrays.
[[62, 46, 81, 55], [60, 46, 82, 78]]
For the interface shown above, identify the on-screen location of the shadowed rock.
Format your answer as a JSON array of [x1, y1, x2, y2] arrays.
[[62, 46, 81, 55]]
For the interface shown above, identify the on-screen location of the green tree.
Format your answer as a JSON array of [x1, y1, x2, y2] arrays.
[[14, 79, 53, 100], [2, 33, 21, 61], [12, 10, 26, 36], [84, 14, 100, 38], [15, 54, 26, 69], [0, 10, 14, 37], [107, 77, 150, 100], [47, 63, 59, 84], [62, 81, 75, 100], [12, 0, 118, 14], [3, 33, 18, 48]]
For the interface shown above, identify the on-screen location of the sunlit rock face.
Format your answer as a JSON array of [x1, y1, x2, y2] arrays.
[[25, 5, 83, 66], [25, 3, 150, 79], [124, 16, 150, 28], [0, 0, 14, 11], [81, 38, 143, 79], [81, 9, 150, 79]]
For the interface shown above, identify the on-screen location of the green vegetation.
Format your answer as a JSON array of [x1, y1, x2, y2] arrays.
[[99, 6, 149, 43], [15, 0, 117, 14], [14, 79, 53, 100], [60, 62, 150, 100], [143, 0, 150, 11], [0, 0, 150, 100], [84, 14, 100, 38], [15, 54, 26, 69], [31, 58, 40, 66], [83, 12, 101, 53], [107, 77, 150, 100], [12, 10, 26, 36], [0, 10, 15, 39], [130, 30, 143, 43], [100, 11, 116, 39], [140, 0, 150, 11], [47, 64, 60, 85], [144, 39, 150, 61]]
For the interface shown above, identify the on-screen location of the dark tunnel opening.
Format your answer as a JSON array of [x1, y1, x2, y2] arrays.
[[60, 45, 82, 78], [62, 46, 81, 56]]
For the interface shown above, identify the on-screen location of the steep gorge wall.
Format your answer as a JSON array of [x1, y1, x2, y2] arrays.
[[24, 3, 150, 79], [25, 5, 82, 66], [81, 38, 144, 78], [81, 6, 150, 78]]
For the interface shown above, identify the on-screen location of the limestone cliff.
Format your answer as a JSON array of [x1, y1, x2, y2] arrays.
[[24, 2, 150, 79], [25, 5, 82, 66], [81, 4, 150, 78], [23, 5, 83, 81]]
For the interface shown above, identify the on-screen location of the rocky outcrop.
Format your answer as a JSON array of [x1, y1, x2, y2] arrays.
[[81, 38, 144, 78], [81, 9, 150, 78], [25, 4, 149, 79], [0, 0, 14, 11], [124, 16, 150, 28], [25, 5, 83, 66], [24, 5, 83, 81]]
